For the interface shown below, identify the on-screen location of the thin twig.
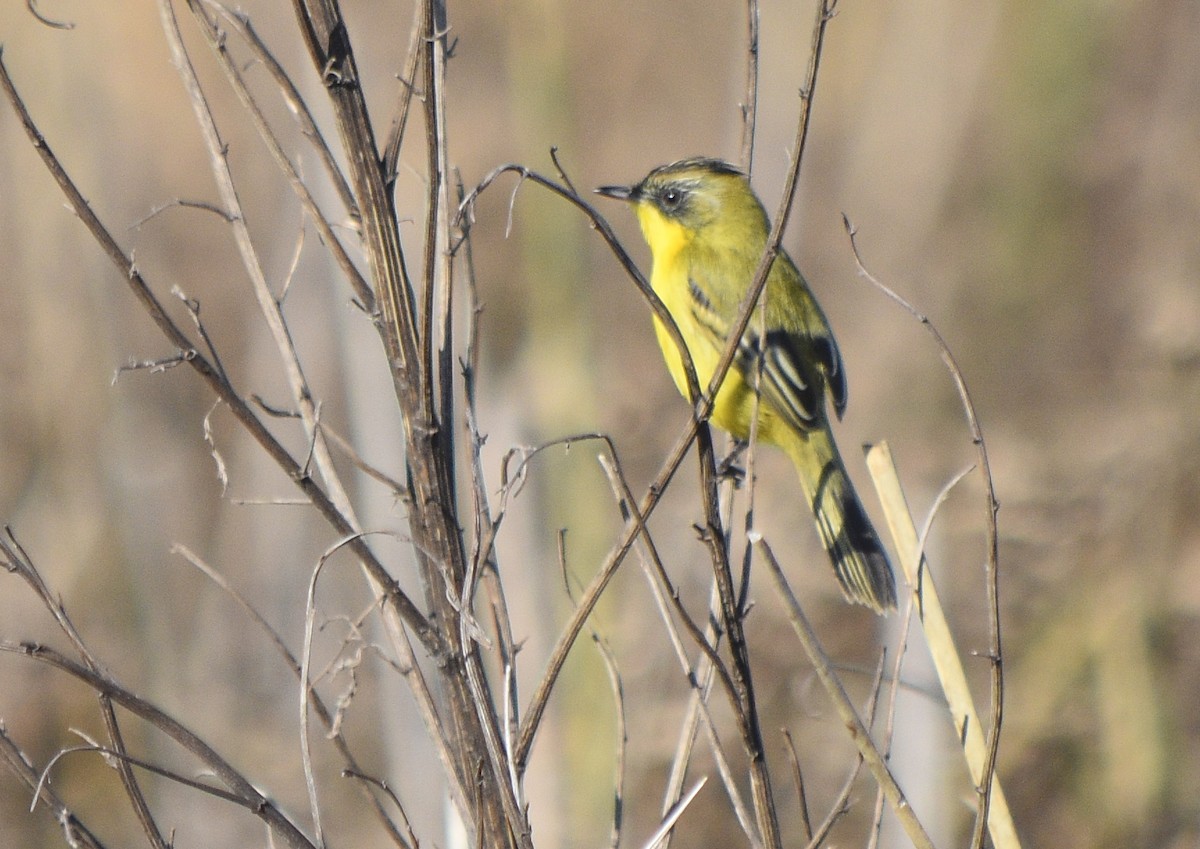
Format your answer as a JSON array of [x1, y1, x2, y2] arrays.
[[848, 219, 1008, 849], [0, 45, 441, 657], [129, 198, 237, 228], [757, 538, 936, 849], [804, 651, 888, 849], [0, 725, 107, 849], [865, 444, 1022, 849], [555, 530, 629, 849], [596, 455, 758, 846], [36, 745, 247, 808], [341, 770, 420, 849], [25, 0, 74, 29], [740, 0, 760, 170], [162, 0, 358, 538], [187, 2, 370, 310], [1, 530, 168, 847], [199, 0, 360, 226], [382, 0, 425, 184], [781, 730, 813, 844], [643, 778, 708, 849], [0, 641, 317, 849]]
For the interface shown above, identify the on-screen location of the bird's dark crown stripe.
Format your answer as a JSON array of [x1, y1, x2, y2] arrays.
[[649, 157, 743, 180]]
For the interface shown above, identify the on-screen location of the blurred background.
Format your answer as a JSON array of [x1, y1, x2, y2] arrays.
[[1, 0, 1198, 847]]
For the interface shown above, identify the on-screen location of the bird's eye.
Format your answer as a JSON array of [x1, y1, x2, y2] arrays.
[[660, 187, 683, 209]]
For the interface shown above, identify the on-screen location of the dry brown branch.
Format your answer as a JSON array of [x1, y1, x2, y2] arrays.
[[758, 538, 936, 849], [0, 726, 106, 849], [0, 640, 317, 849], [849, 213, 1009, 848], [185, 0, 372, 309], [0, 51, 440, 659], [1, 529, 169, 847], [739, 0, 760, 170]]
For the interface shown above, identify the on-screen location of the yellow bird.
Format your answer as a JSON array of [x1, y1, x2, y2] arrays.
[[597, 158, 896, 612]]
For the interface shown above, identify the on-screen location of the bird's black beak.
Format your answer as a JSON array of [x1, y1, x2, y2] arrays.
[[595, 184, 636, 201]]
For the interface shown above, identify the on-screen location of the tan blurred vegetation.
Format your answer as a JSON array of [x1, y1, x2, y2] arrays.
[[1, 0, 1199, 847]]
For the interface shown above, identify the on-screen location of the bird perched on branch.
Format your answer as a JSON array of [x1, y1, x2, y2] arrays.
[[597, 157, 896, 612]]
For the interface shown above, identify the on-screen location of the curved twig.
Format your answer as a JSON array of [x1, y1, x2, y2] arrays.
[[0, 46, 441, 659], [0, 641, 317, 849], [846, 220, 1005, 849]]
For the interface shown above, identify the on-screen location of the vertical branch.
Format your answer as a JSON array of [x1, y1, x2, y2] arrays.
[[160, 0, 357, 543], [740, 0, 760, 170], [285, 2, 519, 845], [421, 0, 459, 493], [848, 229, 1010, 849], [681, 3, 840, 846]]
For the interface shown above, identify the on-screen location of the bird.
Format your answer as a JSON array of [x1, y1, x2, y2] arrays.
[[596, 157, 897, 612]]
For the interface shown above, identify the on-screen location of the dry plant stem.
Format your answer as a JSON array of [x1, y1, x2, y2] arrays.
[[421, 0, 459, 502], [199, 1, 359, 224], [187, 0, 372, 309], [781, 731, 813, 843], [0, 727, 107, 849], [382, 0, 424, 185], [37, 745, 248, 808], [644, 778, 708, 849], [300, 542, 348, 846], [160, 0, 356, 549], [293, 1, 518, 841], [869, 592, 918, 849], [597, 637, 628, 849], [555, 531, 629, 849], [413, 0, 521, 839], [865, 444, 1022, 849], [342, 770, 421, 849], [0, 642, 317, 849], [174, 546, 411, 847], [659, 450, 745, 848], [1, 531, 167, 848], [597, 458, 759, 847], [757, 540, 935, 849], [26, 0, 75, 29], [805, 653, 888, 849], [660, 585, 720, 813], [848, 227, 1006, 849], [867, 467, 974, 848], [0, 53, 438, 656], [740, 0, 760, 170], [458, 177, 523, 782], [161, 6, 483, 833]]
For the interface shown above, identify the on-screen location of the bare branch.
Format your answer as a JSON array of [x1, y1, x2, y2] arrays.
[[0, 44, 442, 658], [758, 537, 935, 849], [199, 0, 360, 224], [25, 0, 74, 29], [849, 220, 1008, 848], [739, 0, 760, 170], [0, 641, 317, 849], [0, 725, 107, 849], [1, 529, 169, 847], [186, 0, 374, 310]]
